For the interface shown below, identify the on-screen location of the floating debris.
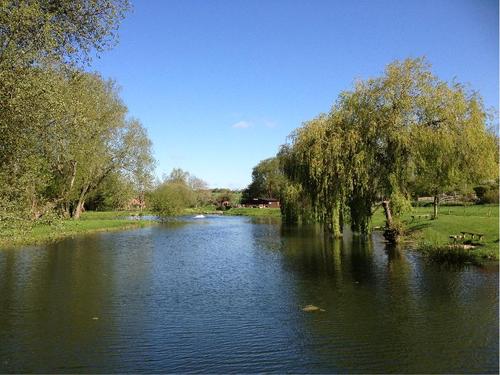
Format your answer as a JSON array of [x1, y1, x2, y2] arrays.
[[302, 304, 325, 312]]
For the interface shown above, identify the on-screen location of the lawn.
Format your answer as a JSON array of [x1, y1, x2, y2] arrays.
[[2, 205, 497, 263], [224, 207, 282, 217], [372, 204, 499, 260], [0, 211, 155, 248]]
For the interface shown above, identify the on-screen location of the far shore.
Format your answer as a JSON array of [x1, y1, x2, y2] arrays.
[[1, 205, 497, 265]]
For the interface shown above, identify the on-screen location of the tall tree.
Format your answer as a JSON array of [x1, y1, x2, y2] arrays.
[[411, 86, 498, 218], [0, 0, 130, 68], [0, 0, 134, 221], [242, 157, 285, 201], [278, 57, 498, 241]]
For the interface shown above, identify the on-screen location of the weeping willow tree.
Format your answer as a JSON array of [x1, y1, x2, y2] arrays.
[[411, 82, 499, 218], [277, 57, 498, 242], [278, 114, 346, 236]]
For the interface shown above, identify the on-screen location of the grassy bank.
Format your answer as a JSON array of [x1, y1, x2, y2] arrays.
[[214, 205, 498, 262], [0, 211, 155, 249], [181, 206, 282, 217], [371, 204, 499, 262], [224, 207, 282, 217], [2, 205, 497, 265]]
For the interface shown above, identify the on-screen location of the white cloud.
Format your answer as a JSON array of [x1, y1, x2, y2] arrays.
[[231, 120, 252, 129]]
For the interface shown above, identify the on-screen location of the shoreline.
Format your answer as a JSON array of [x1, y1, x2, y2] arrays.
[[0, 213, 157, 249], [1, 206, 497, 266]]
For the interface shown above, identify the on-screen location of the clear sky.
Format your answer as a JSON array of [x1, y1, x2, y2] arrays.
[[91, 0, 499, 189]]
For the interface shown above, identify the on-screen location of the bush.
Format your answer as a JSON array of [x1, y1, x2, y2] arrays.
[[419, 244, 479, 265], [390, 191, 412, 216], [149, 182, 195, 217], [383, 220, 406, 243], [482, 189, 499, 204]]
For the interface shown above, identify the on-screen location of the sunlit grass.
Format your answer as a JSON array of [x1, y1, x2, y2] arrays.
[[0, 211, 155, 248], [224, 207, 282, 217], [371, 204, 499, 261]]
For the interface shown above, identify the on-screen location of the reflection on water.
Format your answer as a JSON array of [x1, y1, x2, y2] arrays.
[[0, 216, 498, 373]]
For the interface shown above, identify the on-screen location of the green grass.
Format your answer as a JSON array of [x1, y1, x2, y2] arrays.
[[224, 207, 282, 217], [182, 206, 220, 215], [371, 204, 499, 261], [2, 205, 497, 264], [0, 211, 156, 248]]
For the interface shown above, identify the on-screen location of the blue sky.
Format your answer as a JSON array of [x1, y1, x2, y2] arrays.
[[92, 0, 499, 189]]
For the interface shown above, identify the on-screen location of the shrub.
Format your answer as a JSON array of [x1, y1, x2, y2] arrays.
[[482, 189, 499, 204], [149, 182, 195, 217], [390, 191, 412, 216], [419, 244, 479, 265], [383, 220, 406, 243]]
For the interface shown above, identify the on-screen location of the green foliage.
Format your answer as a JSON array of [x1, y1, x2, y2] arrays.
[[390, 190, 413, 217], [86, 172, 135, 211], [242, 157, 285, 201], [0, 1, 154, 222], [278, 181, 307, 224], [419, 244, 479, 266], [149, 169, 212, 216], [0, 211, 154, 249], [149, 182, 194, 217], [482, 189, 499, 204], [225, 208, 281, 217], [383, 220, 406, 243], [0, 0, 130, 68], [474, 184, 499, 204], [371, 203, 498, 260], [276, 57, 498, 235]]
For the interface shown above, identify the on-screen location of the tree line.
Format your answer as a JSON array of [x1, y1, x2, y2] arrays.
[[0, 0, 155, 224], [148, 168, 242, 216], [245, 58, 498, 242]]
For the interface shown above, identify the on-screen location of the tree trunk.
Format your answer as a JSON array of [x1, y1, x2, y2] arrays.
[[68, 160, 77, 192], [62, 202, 71, 218], [325, 202, 342, 238], [72, 184, 89, 219], [339, 205, 344, 231], [433, 195, 439, 219], [382, 200, 401, 243], [73, 200, 85, 219], [382, 200, 393, 228]]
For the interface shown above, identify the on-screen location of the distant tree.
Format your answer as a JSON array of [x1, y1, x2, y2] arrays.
[[188, 176, 211, 208], [242, 157, 285, 201], [149, 169, 213, 216], [85, 172, 135, 211], [167, 168, 190, 185], [213, 189, 233, 209], [149, 181, 195, 217]]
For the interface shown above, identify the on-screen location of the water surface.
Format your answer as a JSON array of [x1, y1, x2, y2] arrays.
[[0, 216, 497, 373]]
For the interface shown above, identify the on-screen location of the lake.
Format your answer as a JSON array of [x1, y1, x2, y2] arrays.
[[0, 215, 498, 373]]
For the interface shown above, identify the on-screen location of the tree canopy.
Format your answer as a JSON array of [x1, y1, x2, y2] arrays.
[[242, 157, 285, 202], [275, 58, 498, 241], [0, 0, 154, 223]]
